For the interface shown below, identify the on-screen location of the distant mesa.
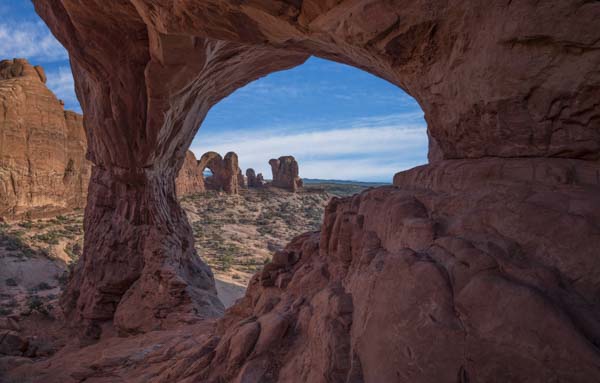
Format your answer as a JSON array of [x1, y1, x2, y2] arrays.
[[269, 155, 303, 192]]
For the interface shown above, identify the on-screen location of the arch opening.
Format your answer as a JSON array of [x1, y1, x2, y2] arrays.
[[191, 56, 428, 184], [179, 56, 427, 296], [29, 0, 600, 339]]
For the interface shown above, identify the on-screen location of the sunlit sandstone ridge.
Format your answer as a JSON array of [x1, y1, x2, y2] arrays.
[[0, 57, 225, 219], [0, 58, 89, 219], [5, 1, 600, 382]]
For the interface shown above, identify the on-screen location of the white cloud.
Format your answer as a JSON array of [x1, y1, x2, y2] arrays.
[[46, 66, 79, 110], [191, 113, 428, 182], [0, 20, 67, 62]]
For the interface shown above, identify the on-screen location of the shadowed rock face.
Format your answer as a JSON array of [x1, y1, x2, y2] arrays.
[[269, 156, 303, 192], [21, 0, 600, 381], [0, 58, 89, 220]]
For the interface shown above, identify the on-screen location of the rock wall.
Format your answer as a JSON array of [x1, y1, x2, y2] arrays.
[[0, 58, 90, 220], [269, 156, 303, 192]]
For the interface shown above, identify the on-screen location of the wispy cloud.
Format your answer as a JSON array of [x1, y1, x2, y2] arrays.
[[0, 20, 67, 62], [46, 66, 79, 112], [191, 113, 428, 182]]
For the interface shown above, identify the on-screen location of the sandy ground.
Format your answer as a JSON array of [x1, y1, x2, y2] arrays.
[[214, 277, 247, 308]]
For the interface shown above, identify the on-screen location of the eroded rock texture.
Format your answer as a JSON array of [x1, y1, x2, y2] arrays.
[[199, 151, 242, 194], [0, 58, 89, 220], [163, 159, 598, 383], [246, 168, 265, 188], [7, 159, 600, 382], [23, 0, 600, 380], [269, 156, 303, 192], [175, 150, 205, 196]]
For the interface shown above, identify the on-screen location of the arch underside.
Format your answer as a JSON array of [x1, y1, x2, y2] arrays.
[[21, 1, 600, 381]]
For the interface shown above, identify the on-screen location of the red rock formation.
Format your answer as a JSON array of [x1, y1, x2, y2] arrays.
[[0, 58, 89, 220], [246, 168, 265, 188], [20, 1, 600, 381], [185, 158, 600, 382], [176, 150, 205, 196], [269, 156, 303, 192], [198, 151, 242, 194], [7, 158, 600, 382]]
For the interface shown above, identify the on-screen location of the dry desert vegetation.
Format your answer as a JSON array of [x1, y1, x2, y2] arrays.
[[0, 183, 371, 321]]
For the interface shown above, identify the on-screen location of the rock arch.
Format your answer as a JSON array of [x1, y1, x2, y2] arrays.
[[198, 151, 242, 194], [28, 1, 600, 380]]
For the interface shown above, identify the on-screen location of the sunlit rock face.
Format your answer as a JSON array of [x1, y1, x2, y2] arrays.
[[176, 150, 205, 196], [0, 58, 89, 220], [269, 156, 303, 192], [17, 1, 600, 382]]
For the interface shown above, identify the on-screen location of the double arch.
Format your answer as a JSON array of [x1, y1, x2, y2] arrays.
[[32, 0, 600, 333]]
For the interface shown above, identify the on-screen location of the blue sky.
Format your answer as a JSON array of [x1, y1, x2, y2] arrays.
[[1, 1, 427, 182]]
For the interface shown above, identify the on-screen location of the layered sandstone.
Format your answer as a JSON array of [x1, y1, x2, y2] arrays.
[[19, 1, 600, 381], [269, 156, 303, 192], [0, 58, 89, 220]]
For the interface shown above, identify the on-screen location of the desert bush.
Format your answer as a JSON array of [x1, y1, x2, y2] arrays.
[[18, 221, 33, 229]]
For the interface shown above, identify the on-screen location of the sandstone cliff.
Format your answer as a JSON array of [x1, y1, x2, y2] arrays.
[[0, 58, 89, 220], [0, 59, 206, 215]]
